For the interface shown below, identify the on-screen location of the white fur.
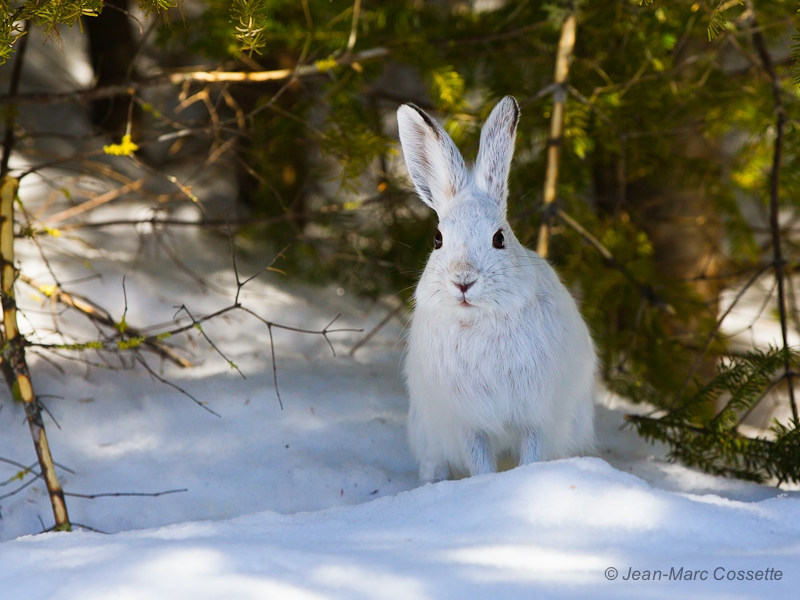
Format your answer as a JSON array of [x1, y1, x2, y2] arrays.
[[397, 97, 596, 482]]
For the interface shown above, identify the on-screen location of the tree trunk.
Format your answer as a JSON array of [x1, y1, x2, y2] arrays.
[[86, 0, 137, 139]]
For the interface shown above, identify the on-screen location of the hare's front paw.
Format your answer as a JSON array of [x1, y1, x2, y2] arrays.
[[419, 460, 449, 483], [465, 431, 495, 476], [519, 429, 541, 465]]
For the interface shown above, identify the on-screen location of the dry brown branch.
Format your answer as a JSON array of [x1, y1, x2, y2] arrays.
[[1, 176, 70, 530], [0, 47, 390, 107], [43, 178, 146, 225], [18, 274, 192, 368], [536, 13, 576, 258], [346, 0, 363, 55], [26, 241, 362, 413]]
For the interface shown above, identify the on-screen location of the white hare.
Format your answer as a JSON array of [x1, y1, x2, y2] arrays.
[[397, 96, 596, 482]]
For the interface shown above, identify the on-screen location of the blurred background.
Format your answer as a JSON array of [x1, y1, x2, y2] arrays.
[[1, 0, 799, 486]]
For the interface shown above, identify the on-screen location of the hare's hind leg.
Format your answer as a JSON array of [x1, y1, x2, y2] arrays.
[[464, 430, 495, 476], [519, 429, 541, 464]]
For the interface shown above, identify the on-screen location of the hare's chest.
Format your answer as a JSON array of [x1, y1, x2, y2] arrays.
[[414, 310, 556, 420]]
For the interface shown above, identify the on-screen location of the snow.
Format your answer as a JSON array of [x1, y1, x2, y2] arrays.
[[1, 459, 798, 599], [1, 24, 799, 600], [0, 223, 797, 598]]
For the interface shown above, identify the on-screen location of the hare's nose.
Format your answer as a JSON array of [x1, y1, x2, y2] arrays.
[[456, 280, 475, 294]]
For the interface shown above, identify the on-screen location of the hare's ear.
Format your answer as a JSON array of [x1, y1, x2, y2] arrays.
[[474, 96, 519, 212], [397, 104, 467, 214]]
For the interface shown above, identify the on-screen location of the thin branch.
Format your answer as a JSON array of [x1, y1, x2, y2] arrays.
[[747, 1, 798, 426], [64, 488, 187, 499], [348, 303, 406, 357], [0, 47, 390, 107], [19, 274, 192, 368], [267, 323, 282, 410], [555, 209, 674, 313], [0, 472, 41, 501], [43, 179, 146, 226], [673, 262, 773, 405], [173, 305, 244, 379], [65, 522, 108, 534], [37, 397, 61, 430], [53, 212, 316, 232], [135, 353, 221, 418], [346, 0, 362, 55]]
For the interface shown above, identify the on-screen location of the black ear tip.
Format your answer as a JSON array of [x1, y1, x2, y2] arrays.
[[504, 96, 520, 129], [403, 103, 440, 139]]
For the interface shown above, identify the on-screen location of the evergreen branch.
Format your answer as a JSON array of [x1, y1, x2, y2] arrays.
[[628, 347, 800, 484], [231, 0, 268, 55], [708, 1, 743, 41], [138, 0, 176, 17]]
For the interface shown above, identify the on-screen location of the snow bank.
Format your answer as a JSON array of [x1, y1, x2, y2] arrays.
[[2, 458, 797, 600]]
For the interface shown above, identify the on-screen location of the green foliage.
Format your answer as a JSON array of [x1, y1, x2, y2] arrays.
[[629, 348, 800, 483], [117, 336, 146, 350], [0, 0, 103, 42], [165, 0, 800, 385], [139, 0, 177, 17], [5, 0, 799, 482], [707, 1, 743, 41], [231, 0, 268, 55], [0, 0, 175, 65], [794, 1, 800, 84]]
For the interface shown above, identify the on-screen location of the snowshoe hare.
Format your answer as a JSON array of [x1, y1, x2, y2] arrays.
[[397, 96, 596, 482]]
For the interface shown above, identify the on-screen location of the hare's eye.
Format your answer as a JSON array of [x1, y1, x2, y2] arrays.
[[434, 230, 443, 250], [492, 230, 505, 249]]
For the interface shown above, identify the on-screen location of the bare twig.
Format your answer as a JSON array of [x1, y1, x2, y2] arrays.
[[0, 472, 41, 501], [348, 303, 406, 357], [267, 323, 281, 410], [673, 262, 773, 405], [173, 305, 244, 379], [19, 274, 192, 368], [28, 247, 361, 414], [64, 488, 187, 499], [54, 212, 320, 232], [134, 353, 221, 418]]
